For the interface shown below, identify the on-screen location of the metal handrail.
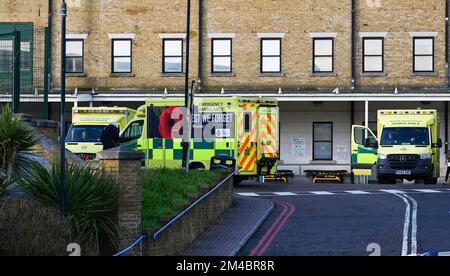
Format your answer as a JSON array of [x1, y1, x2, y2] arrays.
[[113, 234, 148, 257]]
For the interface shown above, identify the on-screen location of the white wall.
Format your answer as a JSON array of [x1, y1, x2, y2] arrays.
[[279, 102, 352, 166]]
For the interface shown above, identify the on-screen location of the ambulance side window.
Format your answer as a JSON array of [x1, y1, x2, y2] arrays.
[[244, 113, 251, 132], [121, 120, 144, 143], [354, 127, 377, 146], [354, 127, 365, 146]]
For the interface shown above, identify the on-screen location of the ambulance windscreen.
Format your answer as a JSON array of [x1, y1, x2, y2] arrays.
[[380, 127, 430, 146], [66, 125, 105, 143]]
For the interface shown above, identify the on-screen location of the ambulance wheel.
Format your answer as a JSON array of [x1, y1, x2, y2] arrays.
[[424, 176, 437, 185], [379, 177, 395, 185], [189, 163, 205, 171], [233, 176, 242, 187]]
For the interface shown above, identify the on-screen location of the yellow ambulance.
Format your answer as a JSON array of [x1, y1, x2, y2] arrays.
[[65, 107, 137, 160], [120, 97, 288, 183], [352, 109, 442, 184]]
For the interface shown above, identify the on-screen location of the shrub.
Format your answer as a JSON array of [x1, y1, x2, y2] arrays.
[[0, 169, 11, 197], [18, 161, 119, 254], [0, 105, 38, 181], [0, 198, 71, 256]]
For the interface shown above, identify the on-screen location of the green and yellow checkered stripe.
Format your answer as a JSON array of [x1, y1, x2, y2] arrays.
[[146, 138, 235, 163]]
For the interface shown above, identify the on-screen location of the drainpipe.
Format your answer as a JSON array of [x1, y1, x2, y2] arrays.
[[351, 0, 357, 92], [446, 1, 449, 155], [198, 0, 203, 93], [351, 101, 355, 184], [44, 0, 53, 119], [446, 0, 449, 91], [446, 102, 449, 154]]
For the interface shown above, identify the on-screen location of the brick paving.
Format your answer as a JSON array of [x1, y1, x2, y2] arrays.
[[185, 196, 274, 256]]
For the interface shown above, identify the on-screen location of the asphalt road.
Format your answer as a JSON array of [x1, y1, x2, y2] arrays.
[[237, 181, 450, 256]]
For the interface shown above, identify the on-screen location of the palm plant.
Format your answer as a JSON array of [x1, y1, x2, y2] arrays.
[[0, 169, 11, 197], [18, 161, 119, 254], [0, 105, 38, 181]]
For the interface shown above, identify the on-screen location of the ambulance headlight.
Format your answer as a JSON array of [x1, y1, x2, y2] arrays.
[[420, 154, 432, 160], [378, 154, 388, 160]]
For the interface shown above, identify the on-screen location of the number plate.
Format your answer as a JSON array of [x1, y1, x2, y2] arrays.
[[396, 170, 412, 175]]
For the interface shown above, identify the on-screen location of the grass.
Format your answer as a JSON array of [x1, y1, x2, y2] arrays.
[[142, 168, 224, 228]]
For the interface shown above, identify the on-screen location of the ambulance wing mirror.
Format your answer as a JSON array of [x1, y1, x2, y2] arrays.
[[433, 139, 443, 149], [365, 137, 378, 149]]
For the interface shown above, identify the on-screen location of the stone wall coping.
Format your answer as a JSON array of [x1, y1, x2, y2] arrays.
[[31, 119, 60, 128], [97, 147, 145, 160], [16, 113, 32, 122]]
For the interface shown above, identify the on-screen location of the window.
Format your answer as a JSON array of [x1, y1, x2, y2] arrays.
[[261, 38, 281, 73], [163, 39, 183, 73], [212, 39, 232, 73], [313, 122, 333, 160], [0, 40, 12, 73], [66, 40, 84, 73], [20, 42, 31, 71], [363, 38, 384, 73], [244, 113, 251, 132], [413, 38, 434, 73], [120, 120, 144, 143], [313, 38, 334, 73], [112, 39, 132, 73], [354, 125, 377, 146], [0, 41, 32, 73]]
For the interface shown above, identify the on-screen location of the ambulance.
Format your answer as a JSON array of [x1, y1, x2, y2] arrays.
[[352, 109, 442, 184], [120, 97, 288, 183], [65, 107, 137, 160]]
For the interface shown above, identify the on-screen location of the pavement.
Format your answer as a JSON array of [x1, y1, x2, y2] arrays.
[[185, 195, 274, 256]]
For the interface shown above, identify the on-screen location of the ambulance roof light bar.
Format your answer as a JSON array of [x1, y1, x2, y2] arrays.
[[74, 109, 129, 115], [379, 110, 435, 115]]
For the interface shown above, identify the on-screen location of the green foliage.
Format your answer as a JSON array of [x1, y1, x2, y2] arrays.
[[0, 179, 12, 197], [142, 168, 222, 228], [18, 161, 119, 254], [0, 105, 38, 181], [0, 169, 11, 197], [0, 198, 72, 256]]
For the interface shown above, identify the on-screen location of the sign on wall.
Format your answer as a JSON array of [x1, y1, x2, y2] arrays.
[[292, 138, 306, 158], [366, 0, 382, 8], [336, 144, 348, 160], [67, 0, 82, 8]]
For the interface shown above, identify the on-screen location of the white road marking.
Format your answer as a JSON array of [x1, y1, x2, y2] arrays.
[[237, 193, 260, 197], [380, 189, 406, 194], [237, 188, 450, 198], [413, 189, 442, 193], [273, 192, 297, 196], [345, 190, 372, 195], [403, 194, 418, 256], [392, 193, 411, 256], [309, 191, 335, 195]]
